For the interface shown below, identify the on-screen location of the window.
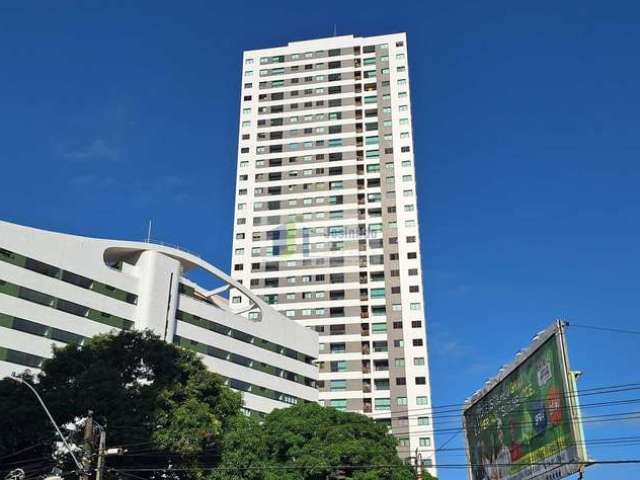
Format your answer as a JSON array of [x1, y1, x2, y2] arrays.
[[396, 396, 408, 406], [330, 343, 346, 353], [419, 437, 431, 447], [398, 437, 409, 447], [330, 360, 347, 372], [410, 302, 421, 311], [374, 398, 391, 411], [413, 338, 423, 347], [375, 379, 390, 391], [371, 323, 387, 334], [416, 396, 429, 405], [418, 416, 430, 426], [330, 379, 347, 391], [414, 357, 425, 366], [370, 288, 385, 298], [330, 399, 347, 411]]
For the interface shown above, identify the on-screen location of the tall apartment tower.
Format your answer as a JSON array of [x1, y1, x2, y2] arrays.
[[231, 33, 436, 473]]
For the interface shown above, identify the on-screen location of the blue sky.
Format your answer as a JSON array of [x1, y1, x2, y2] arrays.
[[1, 1, 639, 477]]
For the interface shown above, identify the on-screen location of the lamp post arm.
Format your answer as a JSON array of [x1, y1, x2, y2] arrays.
[[8, 376, 84, 472]]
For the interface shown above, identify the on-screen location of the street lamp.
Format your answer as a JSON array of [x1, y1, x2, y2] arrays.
[[8, 376, 84, 472]]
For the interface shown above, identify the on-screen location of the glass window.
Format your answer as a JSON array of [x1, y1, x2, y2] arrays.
[[330, 399, 347, 411], [372, 323, 387, 334], [370, 288, 385, 298], [331, 360, 347, 372], [374, 398, 391, 411], [418, 416, 430, 426], [330, 379, 347, 391], [419, 437, 431, 447]]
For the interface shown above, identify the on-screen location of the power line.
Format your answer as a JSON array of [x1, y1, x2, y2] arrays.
[[387, 394, 640, 426], [363, 382, 640, 420], [0, 441, 54, 462], [566, 322, 640, 336], [106, 459, 640, 473]]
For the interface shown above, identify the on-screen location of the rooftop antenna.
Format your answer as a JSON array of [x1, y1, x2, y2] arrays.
[[333, 24, 337, 36], [146, 219, 152, 243]]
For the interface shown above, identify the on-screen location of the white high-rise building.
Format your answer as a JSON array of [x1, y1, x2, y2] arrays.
[[230, 33, 436, 472], [0, 220, 318, 415]]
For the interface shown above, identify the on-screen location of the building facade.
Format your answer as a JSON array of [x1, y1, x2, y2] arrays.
[[0, 220, 318, 414], [230, 33, 436, 471]]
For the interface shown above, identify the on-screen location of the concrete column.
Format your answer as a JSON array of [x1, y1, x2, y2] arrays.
[[134, 250, 181, 342]]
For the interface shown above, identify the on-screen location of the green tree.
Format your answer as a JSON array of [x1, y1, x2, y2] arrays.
[[212, 402, 424, 480], [0, 330, 242, 480]]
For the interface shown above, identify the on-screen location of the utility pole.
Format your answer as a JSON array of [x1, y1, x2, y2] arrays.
[[95, 427, 107, 480], [414, 449, 423, 480], [81, 412, 95, 480]]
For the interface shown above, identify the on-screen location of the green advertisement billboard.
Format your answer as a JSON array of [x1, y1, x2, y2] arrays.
[[463, 324, 587, 480]]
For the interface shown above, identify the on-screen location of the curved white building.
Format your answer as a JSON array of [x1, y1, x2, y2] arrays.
[[0, 220, 318, 414]]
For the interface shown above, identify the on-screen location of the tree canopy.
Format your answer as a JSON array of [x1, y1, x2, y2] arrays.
[[212, 402, 424, 480], [0, 331, 435, 480], [0, 330, 241, 479]]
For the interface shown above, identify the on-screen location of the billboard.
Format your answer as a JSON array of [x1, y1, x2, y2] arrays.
[[462, 321, 588, 480]]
